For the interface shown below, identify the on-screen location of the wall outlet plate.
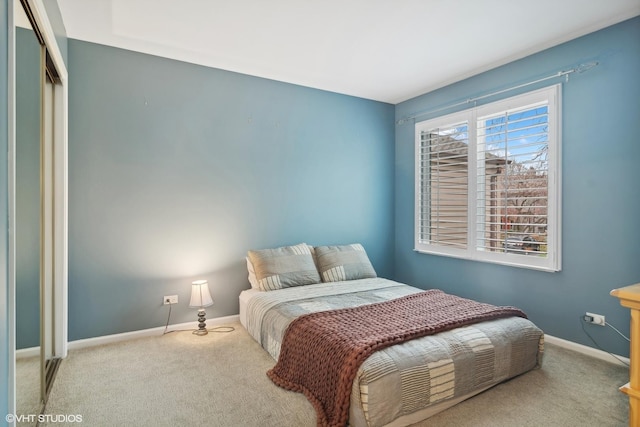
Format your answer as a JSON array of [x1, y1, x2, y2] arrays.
[[164, 295, 178, 305], [585, 311, 605, 326]]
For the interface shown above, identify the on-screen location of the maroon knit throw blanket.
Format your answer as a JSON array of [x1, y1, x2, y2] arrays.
[[267, 289, 527, 427]]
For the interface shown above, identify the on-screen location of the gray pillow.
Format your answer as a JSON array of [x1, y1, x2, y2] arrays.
[[247, 243, 321, 291], [315, 243, 377, 282]]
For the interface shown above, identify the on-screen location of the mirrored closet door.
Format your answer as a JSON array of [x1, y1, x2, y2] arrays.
[[15, 1, 42, 418], [15, 0, 63, 419], [41, 48, 62, 402]]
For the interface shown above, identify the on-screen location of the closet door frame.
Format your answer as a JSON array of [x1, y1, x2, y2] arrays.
[[8, 0, 68, 419], [25, 0, 68, 360]]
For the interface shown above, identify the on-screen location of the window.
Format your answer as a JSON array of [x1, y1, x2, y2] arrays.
[[415, 85, 561, 271]]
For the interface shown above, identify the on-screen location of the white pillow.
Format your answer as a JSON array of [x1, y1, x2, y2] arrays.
[[246, 257, 260, 289]]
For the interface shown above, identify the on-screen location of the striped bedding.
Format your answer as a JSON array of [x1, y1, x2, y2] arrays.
[[239, 278, 544, 427]]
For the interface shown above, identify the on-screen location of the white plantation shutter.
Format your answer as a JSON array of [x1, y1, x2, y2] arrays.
[[417, 120, 469, 250], [476, 102, 549, 256], [415, 85, 561, 271]]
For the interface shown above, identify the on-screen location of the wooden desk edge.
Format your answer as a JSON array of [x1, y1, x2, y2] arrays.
[[611, 284, 640, 427], [611, 283, 640, 309]]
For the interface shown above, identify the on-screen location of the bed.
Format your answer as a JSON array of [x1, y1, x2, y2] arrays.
[[240, 243, 544, 427]]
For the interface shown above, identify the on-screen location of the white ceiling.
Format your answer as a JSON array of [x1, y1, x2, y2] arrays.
[[56, 0, 640, 104]]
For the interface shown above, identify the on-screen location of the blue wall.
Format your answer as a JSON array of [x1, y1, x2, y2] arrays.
[[65, 16, 639, 362], [1, 0, 11, 422], [66, 40, 395, 341], [394, 17, 640, 357]]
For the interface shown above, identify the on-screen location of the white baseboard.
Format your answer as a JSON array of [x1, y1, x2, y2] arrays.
[[19, 320, 627, 368], [17, 315, 240, 358], [67, 315, 240, 351], [544, 334, 629, 367], [16, 346, 40, 359]]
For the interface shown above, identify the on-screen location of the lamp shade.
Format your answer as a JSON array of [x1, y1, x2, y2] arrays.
[[189, 280, 213, 308]]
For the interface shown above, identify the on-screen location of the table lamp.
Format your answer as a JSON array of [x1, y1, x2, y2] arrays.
[[189, 280, 214, 335]]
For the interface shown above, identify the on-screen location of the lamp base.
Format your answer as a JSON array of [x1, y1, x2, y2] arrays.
[[193, 308, 208, 335]]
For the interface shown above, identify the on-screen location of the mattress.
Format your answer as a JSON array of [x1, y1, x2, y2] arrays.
[[239, 277, 544, 427]]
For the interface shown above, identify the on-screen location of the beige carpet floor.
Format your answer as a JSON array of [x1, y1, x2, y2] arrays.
[[42, 322, 628, 427]]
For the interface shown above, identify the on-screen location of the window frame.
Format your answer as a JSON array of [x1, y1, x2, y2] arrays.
[[414, 85, 562, 272]]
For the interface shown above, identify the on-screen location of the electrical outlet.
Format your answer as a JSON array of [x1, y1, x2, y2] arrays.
[[164, 295, 178, 305], [584, 311, 605, 326]]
